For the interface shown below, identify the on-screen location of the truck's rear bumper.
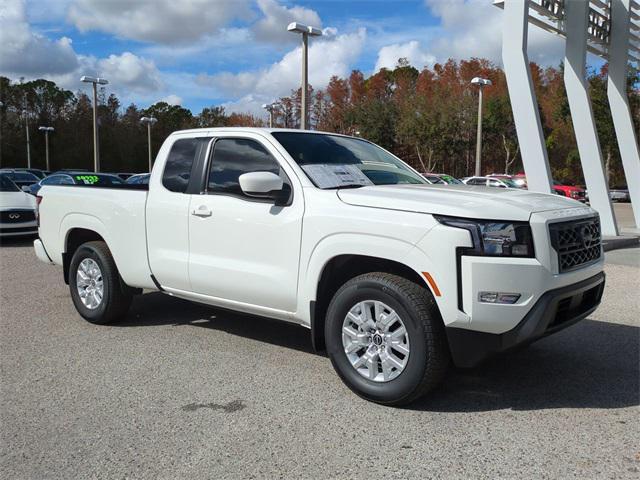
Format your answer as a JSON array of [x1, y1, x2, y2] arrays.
[[33, 238, 54, 264], [445, 272, 605, 368]]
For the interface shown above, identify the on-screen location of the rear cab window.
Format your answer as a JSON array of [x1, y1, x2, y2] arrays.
[[162, 137, 210, 193]]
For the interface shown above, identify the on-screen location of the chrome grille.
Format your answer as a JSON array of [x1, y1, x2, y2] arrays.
[[549, 216, 602, 272]]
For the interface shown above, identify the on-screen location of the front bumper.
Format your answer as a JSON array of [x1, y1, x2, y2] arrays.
[[445, 272, 605, 367], [0, 221, 38, 237]]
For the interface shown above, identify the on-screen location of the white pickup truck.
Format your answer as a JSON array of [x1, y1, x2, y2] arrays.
[[34, 128, 605, 405]]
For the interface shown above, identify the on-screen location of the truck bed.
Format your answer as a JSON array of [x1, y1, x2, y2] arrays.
[[38, 185, 154, 289]]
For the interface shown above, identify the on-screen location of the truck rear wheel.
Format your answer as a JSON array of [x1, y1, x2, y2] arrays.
[[325, 272, 449, 406], [69, 241, 132, 324]]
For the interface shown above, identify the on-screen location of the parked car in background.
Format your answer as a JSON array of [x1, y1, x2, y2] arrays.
[[35, 127, 605, 405], [462, 176, 523, 188], [609, 186, 630, 202], [0, 168, 48, 180], [125, 173, 150, 185], [421, 173, 463, 185], [511, 173, 527, 188], [553, 181, 586, 203], [29, 172, 125, 196], [0, 171, 40, 190], [0, 174, 38, 237]]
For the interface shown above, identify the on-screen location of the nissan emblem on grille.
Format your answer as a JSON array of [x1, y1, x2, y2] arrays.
[[549, 217, 602, 273]]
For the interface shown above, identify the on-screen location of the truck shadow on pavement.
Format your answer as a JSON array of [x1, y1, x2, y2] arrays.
[[414, 318, 640, 412], [122, 291, 320, 356], [121, 292, 638, 412]]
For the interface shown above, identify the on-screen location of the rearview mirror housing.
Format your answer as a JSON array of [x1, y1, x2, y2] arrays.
[[238, 171, 290, 205]]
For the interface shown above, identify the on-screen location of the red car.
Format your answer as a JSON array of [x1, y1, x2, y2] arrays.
[[552, 181, 586, 202], [511, 174, 586, 203]]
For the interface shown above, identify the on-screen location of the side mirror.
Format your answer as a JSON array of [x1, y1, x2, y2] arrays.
[[239, 172, 290, 205], [21, 185, 31, 193]]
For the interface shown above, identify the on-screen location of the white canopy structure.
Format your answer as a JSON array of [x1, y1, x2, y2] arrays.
[[495, 0, 640, 235]]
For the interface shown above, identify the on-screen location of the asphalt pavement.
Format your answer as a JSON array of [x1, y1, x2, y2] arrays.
[[1, 234, 638, 478]]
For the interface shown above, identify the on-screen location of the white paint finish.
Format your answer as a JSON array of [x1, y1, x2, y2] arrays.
[[607, 0, 640, 228], [460, 254, 604, 334], [35, 127, 607, 339], [0, 190, 36, 210], [187, 131, 305, 312], [37, 185, 154, 289], [563, 0, 619, 236], [33, 239, 53, 264], [337, 183, 586, 221], [501, 0, 553, 194]]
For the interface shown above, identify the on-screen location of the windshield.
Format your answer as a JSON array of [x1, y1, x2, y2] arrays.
[[272, 132, 427, 188], [0, 174, 20, 192], [72, 174, 124, 185], [5, 172, 38, 182], [440, 175, 462, 184]]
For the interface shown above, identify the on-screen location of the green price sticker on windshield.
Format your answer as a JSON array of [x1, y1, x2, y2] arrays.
[[75, 175, 99, 184]]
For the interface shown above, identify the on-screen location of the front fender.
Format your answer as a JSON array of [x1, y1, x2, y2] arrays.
[[296, 233, 426, 326]]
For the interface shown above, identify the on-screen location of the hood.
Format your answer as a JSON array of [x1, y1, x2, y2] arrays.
[[337, 184, 587, 221], [0, 191, 37, 210]]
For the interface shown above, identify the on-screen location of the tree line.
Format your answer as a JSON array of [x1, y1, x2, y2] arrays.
[[0, 57, 638, 185]]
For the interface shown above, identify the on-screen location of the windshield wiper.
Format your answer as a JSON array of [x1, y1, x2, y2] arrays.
[[330, 184, 366, 190]]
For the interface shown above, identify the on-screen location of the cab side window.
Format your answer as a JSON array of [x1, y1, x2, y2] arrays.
[[162, 138, 208, 193], [207, 138, 282, 197]]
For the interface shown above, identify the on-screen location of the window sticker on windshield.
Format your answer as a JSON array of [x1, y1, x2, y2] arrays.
[[301, 164, 373, 189], [75, 175, 99, 184]]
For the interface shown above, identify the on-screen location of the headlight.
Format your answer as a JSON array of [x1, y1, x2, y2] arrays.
[[435, 216, 534, 257]]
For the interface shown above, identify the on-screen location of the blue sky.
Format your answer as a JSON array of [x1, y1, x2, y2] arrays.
[[2, 0, 571, 116]]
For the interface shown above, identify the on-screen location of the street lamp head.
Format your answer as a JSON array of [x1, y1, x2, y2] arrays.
[[140, 116, 158, 125], [38, 126, 54, 132], [471, 77, 492, 86], [287, 22, 322, 36], [80, 76, 109, 85]]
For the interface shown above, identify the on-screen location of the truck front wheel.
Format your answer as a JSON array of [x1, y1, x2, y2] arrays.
[[69, 241, 132, 324], [325, 272, 449, 406]]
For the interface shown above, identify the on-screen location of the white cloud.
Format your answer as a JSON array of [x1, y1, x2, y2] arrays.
[[0, 0, 78, 76], [197, 28, 367, 114], [67, 0, 253, 44], [0, 0, 162, 100], [45, 52, 163, 103], [375, 41, 436, 71], [252, 0, 322, 44], [422, 0, 565, 66], [161, 94, 183, 106]]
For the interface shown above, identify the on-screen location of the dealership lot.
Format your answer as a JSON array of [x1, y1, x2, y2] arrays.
[[1, 219, 638, 478]]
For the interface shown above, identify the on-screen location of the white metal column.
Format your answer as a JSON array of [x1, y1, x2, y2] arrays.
[[563, 0, 618, 236], [501, 0, 553, 194], [608, 0, 640, 228]]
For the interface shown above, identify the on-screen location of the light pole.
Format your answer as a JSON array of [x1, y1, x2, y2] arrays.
[[80, 76, 108, 172], [140, 116, 158, 172], [262, 103, 279, 128], [38, 126, 54, 171], [23, 108, 31, 168], [287, 22, 322, 130], [471, 77, 492, 177]]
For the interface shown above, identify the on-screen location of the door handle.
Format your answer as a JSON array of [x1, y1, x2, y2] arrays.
[[191, 206, 212, 217]]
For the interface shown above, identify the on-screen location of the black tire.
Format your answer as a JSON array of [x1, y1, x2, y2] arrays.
[[325, 272, 450, 406], [68, 241, 132, 324]]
